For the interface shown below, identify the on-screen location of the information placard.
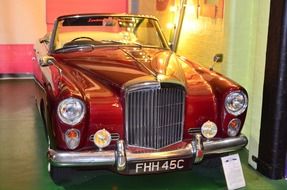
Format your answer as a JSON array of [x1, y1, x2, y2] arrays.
[[221, 154, 246, 190]]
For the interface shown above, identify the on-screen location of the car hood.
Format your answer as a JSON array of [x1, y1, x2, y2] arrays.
[[53, 47, 212, 97], [54, 47, 187, 89]]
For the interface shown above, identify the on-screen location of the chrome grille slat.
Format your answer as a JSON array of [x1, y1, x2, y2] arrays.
[[125, 84, 185, 149], [188, 128, 201, 134]]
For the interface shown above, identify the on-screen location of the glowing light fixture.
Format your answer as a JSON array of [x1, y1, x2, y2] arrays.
[[167, 22, 175, 29], [170, 6, 177, 12]]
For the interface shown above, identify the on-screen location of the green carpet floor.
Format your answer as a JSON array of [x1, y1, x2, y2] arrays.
[[0, 79, 286, 190]]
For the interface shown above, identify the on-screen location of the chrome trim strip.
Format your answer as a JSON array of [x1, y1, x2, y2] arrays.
[[122, 76, 158, 90], [89, 133, 120, 142], [171, 0, 187, 52], [122, 75, 186, 91], [203, 134, 248, 155], [0, 74, 34, 80], [188, 128, 201, 135], [57, 14, 160, 22], [156, 74, 186, 88], [33, 78, 45, 92], [48, 149, 116, 167], [124, 81, 160, 92]]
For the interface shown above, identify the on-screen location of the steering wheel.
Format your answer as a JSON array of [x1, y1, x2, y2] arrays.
[[71, 37, 95, 42]]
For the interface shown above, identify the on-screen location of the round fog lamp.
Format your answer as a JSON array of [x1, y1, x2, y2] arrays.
[[201, 121, 218, 139], [227, 118, 241, 137], [94, 129, 111, 149]]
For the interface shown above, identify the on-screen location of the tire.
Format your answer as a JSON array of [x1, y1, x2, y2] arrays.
[[200, 157, 222, 168], [49, 165, 76, 185]]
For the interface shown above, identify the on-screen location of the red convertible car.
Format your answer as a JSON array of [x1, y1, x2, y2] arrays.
[[34, 14, 248, 184]]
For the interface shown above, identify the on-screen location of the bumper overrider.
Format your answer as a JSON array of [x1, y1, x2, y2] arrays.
[[48, 134, 248, 174]]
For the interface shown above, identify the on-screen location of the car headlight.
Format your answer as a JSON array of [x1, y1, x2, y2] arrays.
[[57, 97, 86, 125], [225, 91, 248, 116]]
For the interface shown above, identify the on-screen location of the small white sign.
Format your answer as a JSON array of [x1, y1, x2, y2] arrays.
[[221, 154, 246, 190]]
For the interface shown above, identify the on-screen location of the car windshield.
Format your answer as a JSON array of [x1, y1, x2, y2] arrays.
[[51, 15, 169, 52]]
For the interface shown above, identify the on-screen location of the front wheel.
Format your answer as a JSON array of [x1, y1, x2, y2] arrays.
[[49, 164, 76, 185]]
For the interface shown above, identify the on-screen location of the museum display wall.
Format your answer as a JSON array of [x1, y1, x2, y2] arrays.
[[0, 0, 128, 74]]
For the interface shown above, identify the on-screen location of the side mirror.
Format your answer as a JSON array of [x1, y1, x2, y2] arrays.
[[39, 56, 55, 67], [210, 53, 223, 71], [39, 33, 50, 44], [40, 39, 49, 44], [213, 53, 223, 63]]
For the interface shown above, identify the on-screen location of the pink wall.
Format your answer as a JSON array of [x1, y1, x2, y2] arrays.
[[0, 45, 34, 74], [0, 0, 128, 74], [47, 0, 128, 30]]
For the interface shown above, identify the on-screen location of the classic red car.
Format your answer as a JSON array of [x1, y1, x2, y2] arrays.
[[34, 14, 248, 184]]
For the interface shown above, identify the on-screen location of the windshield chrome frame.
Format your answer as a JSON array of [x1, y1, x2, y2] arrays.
[[49, 14, 170, 54]]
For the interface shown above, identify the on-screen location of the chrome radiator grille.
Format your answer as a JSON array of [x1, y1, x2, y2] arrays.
[[125, 83, 185, 149]]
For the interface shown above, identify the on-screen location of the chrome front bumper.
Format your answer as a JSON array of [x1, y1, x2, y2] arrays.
[[48, 134, 248, 172]]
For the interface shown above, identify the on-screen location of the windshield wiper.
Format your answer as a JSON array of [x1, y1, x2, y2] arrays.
[[54, 44, 95, 53], [100, 40, 143, 48]]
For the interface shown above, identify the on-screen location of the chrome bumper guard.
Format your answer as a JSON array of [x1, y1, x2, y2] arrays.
[[48, 134, 248, 171]]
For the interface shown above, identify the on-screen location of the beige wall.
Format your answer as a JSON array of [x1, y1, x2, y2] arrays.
[[177, 10, 224, 72], [136, 0, 178, 44], [135, 0, 224, 72], [0, 0, 46, 44]]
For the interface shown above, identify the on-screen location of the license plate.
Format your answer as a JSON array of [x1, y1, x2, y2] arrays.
[[127, 157, 193, 174]]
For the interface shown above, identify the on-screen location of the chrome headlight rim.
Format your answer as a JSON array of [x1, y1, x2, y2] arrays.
[[225, 90, 248, 116], [57, 97, 86, 126]]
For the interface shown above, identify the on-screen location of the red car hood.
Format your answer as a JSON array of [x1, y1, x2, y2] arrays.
[[52, 47, 215, 107], [53, 47, 189, 91]]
